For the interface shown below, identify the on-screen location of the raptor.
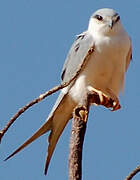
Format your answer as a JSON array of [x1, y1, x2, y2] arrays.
[[5, 8, 132, 175]]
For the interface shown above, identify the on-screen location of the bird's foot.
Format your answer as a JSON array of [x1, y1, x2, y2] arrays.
[[87, 86, 121, 111], [105, 88, 121, 111]]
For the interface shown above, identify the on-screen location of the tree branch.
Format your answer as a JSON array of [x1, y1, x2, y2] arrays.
[[69, 106, 89, 180], [0, 46, 94, 143], [125, 165, 140, 180], [0, 83, 67, 143], [68, 91, 115, 180]]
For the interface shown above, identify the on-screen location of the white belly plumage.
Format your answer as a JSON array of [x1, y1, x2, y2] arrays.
[[69, 38, 128, 104]]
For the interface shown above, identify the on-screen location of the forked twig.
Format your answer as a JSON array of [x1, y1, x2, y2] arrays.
[[0, 46, 95, 143]]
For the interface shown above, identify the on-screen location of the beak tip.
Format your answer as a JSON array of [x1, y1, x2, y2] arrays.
[[108, 20, 114, 29]]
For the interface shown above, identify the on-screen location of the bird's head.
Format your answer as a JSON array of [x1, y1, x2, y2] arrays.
[[88, 8, 123, 36]]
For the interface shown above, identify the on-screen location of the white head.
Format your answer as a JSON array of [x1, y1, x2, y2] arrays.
[[88, 8, 123, 36]]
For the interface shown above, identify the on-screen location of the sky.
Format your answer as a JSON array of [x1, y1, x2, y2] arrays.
[[0, 0, 140, 179]]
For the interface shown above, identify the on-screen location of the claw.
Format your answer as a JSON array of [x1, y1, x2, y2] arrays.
[[111, 102, 121, 111], [87, 86, 108, 105], [87, 86, 121, 111]]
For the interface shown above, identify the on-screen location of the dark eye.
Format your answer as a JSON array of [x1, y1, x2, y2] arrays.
[[116, 15, 120, 22], [94, 14, 103, 21]]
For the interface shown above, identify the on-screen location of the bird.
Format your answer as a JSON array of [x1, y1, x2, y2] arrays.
[[5, 8, 132, 175]]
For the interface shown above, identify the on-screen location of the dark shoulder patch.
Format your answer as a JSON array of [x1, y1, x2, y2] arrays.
[[76, 34, 85, 41], [74, 33, 85, 52], [74, 43, 80, 52], [131, 53, 132, 60], [61, 68, 66, 81]]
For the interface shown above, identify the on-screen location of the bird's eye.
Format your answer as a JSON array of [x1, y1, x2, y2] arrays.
[[116, 15, 120, 22], [94, 15, 103, 21]]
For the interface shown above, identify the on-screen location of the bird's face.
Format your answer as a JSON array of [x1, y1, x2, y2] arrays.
[[88, 8, 122, 36]]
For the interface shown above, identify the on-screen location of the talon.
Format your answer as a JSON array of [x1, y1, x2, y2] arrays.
[[87, 86, 121, 111], [87, 86, 108, 105], [101, 95, 110, 106], [111, 100, 121, 111]]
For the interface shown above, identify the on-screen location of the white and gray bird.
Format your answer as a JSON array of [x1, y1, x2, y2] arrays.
[[5, 8, 132, 174]]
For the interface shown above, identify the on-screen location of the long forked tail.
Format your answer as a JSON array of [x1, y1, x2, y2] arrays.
[[5, 93, 75, 175], [4, 118, 52, 161], [44, 94, 75, 174]]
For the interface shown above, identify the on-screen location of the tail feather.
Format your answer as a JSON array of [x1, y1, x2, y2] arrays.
[[5, 92, 75, 175], [44, 94, 75, 175], [44, 114, 71, 174], [4, 118, 52, 161]]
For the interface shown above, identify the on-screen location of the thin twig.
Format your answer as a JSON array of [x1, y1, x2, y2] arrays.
[[0, 46, 95, 143], [125, 165, 140, 180], [0, 82, 69, 143]]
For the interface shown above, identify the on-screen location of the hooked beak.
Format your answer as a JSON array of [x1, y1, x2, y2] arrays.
[[108, 19, 115, 29]]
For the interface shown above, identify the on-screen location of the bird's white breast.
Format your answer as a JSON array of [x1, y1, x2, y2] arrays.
[[69, 31, 130, 104]]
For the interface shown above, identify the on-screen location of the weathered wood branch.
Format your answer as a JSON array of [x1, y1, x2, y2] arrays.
[[125, 165, 140, 180], [69, 106, 89, 180], [0, 82, 70, 143], [0, 46, 95, 143], [68, 91, 115, 180]]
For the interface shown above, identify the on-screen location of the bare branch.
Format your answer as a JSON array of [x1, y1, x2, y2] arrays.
[[0, 46, 95, 143], [0, 82, 69, 143], [69, 106, 89, 180], [125, 165, 140, 180], [68, 90, 115, 180]]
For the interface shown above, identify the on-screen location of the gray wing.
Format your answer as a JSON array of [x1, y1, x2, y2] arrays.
[[61, 31, 94, 83], [47, 31, 95, 126], [49, 31, 94, 118], [4, 31, 95, 175]]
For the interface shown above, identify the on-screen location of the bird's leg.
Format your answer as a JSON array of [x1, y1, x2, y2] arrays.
[[87, 86, 121, 111]]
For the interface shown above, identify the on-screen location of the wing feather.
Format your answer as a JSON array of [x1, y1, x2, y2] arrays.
[[61, 31, 94, 82]]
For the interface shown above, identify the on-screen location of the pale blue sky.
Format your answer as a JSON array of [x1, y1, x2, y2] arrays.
[[0, 0, 140, 179]]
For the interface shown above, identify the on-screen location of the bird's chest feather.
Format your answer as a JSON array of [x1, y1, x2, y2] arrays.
[[69, 35, 129, 102], [83, 36, 127, 81]]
